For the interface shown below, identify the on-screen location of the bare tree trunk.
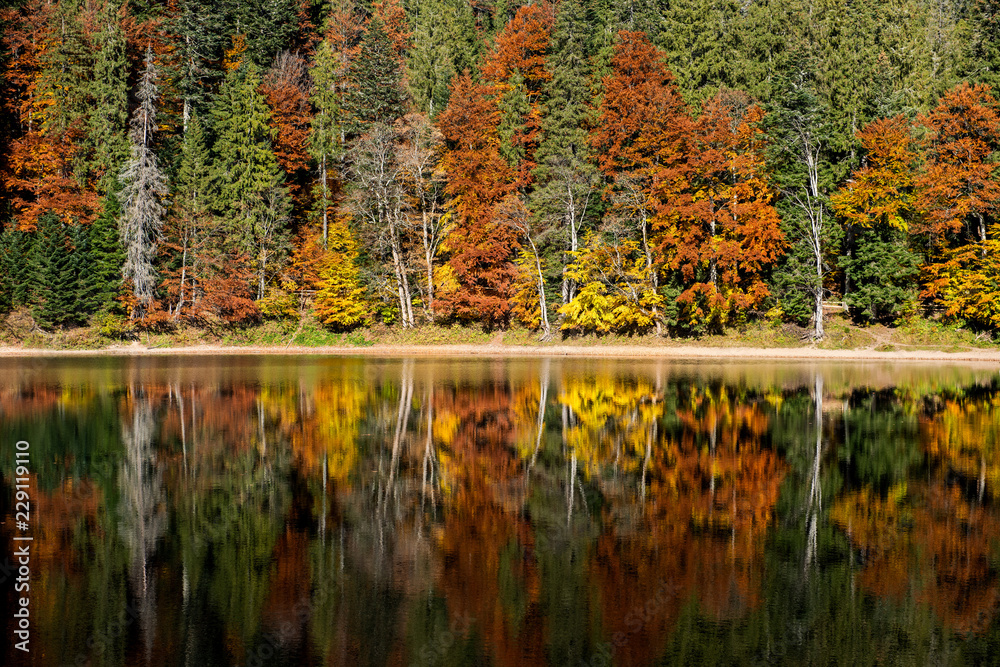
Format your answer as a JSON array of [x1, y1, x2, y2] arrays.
[[422, 209, 435, 320], [321, 154, 329, 249], [525, 237, 550, 335]]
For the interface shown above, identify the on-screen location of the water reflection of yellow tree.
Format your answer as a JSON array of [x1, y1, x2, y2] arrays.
[[562, 376, 785, 666]]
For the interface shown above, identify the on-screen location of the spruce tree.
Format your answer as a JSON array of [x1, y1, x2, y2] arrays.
[[660, 0, 741, 103], [69, 223, 97, 319], [31, 213, 78, 329], [347, 15, 408, 129], [172, 0, 231, 128], [8, 228, 33, 309], [211, 60, 290, 299], [168, 113, 215, 315], [407, 0, 480, 116], [90, 193, 126, 313], [309, 40, 349, 248], [0, 226, 15, 313], [841, 226, 919, 324], [532, 0, 599, 308], [87, 2, 130, 193]]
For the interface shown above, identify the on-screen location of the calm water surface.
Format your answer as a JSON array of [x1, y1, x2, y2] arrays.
[[1, 355, 1000, 666]]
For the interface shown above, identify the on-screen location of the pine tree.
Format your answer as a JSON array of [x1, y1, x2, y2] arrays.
[[119, 47, 168, 318]]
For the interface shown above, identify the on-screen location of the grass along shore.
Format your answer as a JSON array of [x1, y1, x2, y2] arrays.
[[1, 310, 998, 361]]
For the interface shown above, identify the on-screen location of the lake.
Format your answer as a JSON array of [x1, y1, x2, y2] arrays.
[[1, 355, 1000, 666]]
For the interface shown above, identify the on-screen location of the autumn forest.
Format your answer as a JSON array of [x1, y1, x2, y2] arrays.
[[2, 0, 1000, 339]]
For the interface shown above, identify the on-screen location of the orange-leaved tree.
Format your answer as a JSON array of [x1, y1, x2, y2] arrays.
[[662, 92, 785, 331], [915, 83, 1000, 250], [915, 84, 1000, 327], [434, 70, 521, 325], [582, 31, 689, 334]]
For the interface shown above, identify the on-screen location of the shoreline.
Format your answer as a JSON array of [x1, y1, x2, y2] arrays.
[[1, 342, 999, 363]]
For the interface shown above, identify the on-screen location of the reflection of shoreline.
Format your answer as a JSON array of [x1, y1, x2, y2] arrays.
[[2, 343, 1000, 363]]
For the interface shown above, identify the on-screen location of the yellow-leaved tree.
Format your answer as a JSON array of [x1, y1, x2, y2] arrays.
[[558, 233, 664, 333], [313, 217, 369, 329]]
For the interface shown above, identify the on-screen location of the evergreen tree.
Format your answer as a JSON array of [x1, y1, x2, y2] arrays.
[[226, 0, 302, 68], [211, 58, 291, 299], [766, 63, 840, 338], [119, 47, 168, 317], [87, 1, 130, 193], [90, 193, 125, 313], [166, 113, 214, 316], [840, 226, 919, 323], [968, 0, 1000, 89], [69, 222, 96, 318], [309, 39, 350, 249], [497, 71, 531, 168], [0, 226, 15, 313], [172, 0, 231, 128], [347, 15, 408, 128], [531, 0, 598, 308], [31, 213, 78, 329], [660, 0, 741, 103], [407, 0, 480, 116]]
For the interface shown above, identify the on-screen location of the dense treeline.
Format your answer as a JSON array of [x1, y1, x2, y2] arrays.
[[1, 0, 1000, 338]]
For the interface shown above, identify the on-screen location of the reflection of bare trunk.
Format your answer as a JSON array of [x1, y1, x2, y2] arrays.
[[421, 385, 437, 514], [119, 391, 166, 665], [805, 373, 823, 571], [567, 451, 577, 526], [384, 361, 414, 509], [641, 421, 652, 505], [980, 455, 987, 504], [528, 359, 550, 473]]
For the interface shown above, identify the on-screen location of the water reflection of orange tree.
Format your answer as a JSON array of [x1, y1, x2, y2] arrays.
[[831, 384, 1000, 634], [557, 374, 785, 666]]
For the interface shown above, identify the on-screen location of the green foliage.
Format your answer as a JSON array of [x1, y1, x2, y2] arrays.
[[211, 61, 291, 298], [347, 15, 408, 128], [31, 213, 85, 329], [90, 194, 125, 313], [407, 0, 480, 116], [0, 224, 32, 313], [842, 226, 920, 324]]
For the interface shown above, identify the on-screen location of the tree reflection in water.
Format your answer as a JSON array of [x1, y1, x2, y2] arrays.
[[1, 359, 1000, 666]]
